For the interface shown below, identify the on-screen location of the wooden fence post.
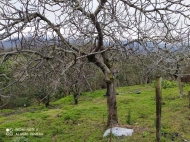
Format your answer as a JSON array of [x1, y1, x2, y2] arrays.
[[156, 77, 162, 142]]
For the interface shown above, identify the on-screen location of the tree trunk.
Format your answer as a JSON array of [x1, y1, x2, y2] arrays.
[[74, 93, 78, 105], [106, 81, 118, 126], [177, 76, 184, 98], [45, 94, 50, 108], [87, 54, 118, 126]]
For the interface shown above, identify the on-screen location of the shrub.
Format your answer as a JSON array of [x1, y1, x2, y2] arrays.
[[10, 97, 31, 107], [162, 80, 177, 89], [152, 80, 177, 89]]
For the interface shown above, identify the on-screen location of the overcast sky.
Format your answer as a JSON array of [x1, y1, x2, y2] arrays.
[[1, 0, 190, 41]]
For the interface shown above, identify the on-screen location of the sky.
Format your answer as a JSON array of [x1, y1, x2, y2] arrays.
[[1, 0, 190, 41]]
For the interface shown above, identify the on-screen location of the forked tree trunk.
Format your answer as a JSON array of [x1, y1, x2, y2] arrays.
[[106, 81, 118, 126], [87, 54, 118, 126]]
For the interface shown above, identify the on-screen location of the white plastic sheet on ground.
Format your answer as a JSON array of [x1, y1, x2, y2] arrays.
[[103, 127, 134, 137]]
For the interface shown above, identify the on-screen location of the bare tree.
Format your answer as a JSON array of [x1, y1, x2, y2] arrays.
[[1, 0, 190, 126]]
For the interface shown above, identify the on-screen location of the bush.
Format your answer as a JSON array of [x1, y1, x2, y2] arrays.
[[162, 80, 177, 89], [54, 87, 66, 100], [10, 97, 31, 107], [152, 80, 177, 89]]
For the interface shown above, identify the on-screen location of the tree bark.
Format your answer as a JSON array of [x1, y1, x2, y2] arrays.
[[106, 81, 118, 126]]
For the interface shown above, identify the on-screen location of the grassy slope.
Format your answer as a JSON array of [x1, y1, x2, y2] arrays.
[[0, 84, 190, 142]]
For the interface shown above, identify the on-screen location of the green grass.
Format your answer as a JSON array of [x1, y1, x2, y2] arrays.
[[0, 84, 190, 142]]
